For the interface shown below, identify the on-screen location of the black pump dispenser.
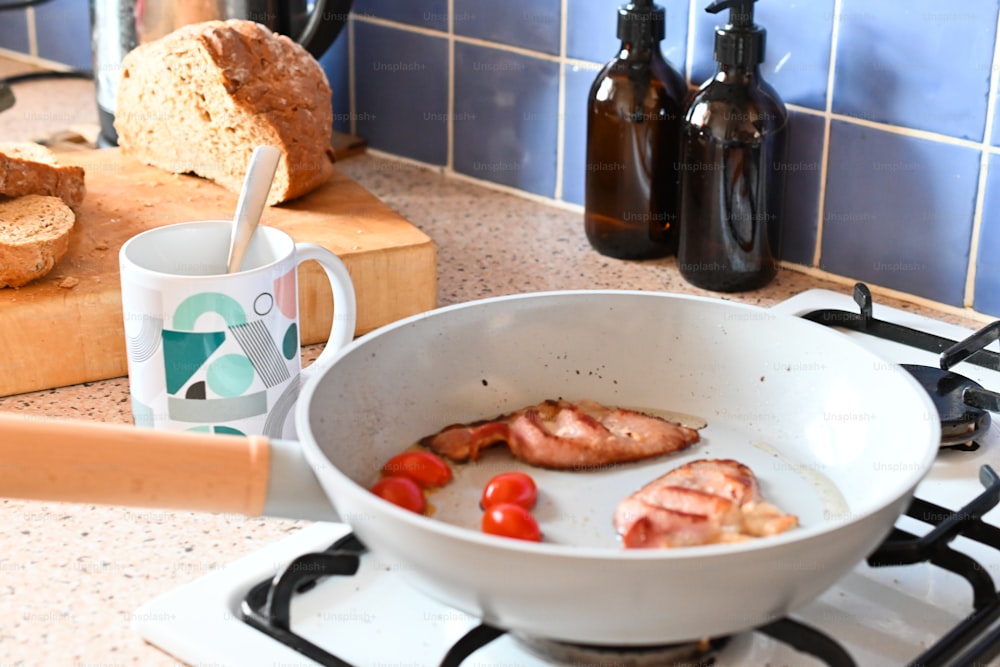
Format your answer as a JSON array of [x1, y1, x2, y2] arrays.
[[617, 0, 665, 46], [583, 0, 687, 259], [676, 0, 789, 292], [706, 0, 765, 67]]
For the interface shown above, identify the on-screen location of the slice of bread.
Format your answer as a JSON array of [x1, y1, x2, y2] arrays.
[[114, 19, 336, 205], [0, 142, 86, 208], [0, 194, 76, 288]]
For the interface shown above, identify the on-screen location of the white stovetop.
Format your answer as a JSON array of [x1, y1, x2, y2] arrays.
[[132, 288, 1000, 666]]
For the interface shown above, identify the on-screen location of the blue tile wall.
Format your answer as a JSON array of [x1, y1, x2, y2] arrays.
[[976, 154, 1000, 315], [833, 0, 998, 142], [455, 0, 561, 55], [779, 111, 825, 266], [562, 62, 600, 206], [352, 21, 449, 165], [821, 121, 980, 307], [12, 0, 1000, 317], [0, 9, 30, 55], [351, 0, 449, 31], [689, 0, 835, 110], [566, 0, 689, 73], [317, 28, 351, 135], [453, 42, 560, 196], [34, 0, 92, 71]]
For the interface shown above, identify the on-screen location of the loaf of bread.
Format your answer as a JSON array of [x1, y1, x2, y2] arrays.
[[0, 142, 86, 208], [0, 194, 76, 288], [114, 19, 336, 205]]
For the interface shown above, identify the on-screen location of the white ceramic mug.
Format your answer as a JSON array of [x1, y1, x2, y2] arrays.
[[119, 220, 356, 438]]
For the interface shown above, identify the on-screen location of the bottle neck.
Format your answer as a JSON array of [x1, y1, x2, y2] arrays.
[[619, 40, 662, 61], [714, 62, 760, 82]]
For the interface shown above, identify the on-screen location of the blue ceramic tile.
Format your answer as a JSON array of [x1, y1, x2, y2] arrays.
[[993, 84, 1000, 149], [352, 0, 448, 31], [455, 0, 561, 55], [833, 0, 997, 141], [353, 22, 449, 165], [973, 155, 1000, 316], [453, 43, 560, 197], [689, 0, 834, 110], [821, 121, 979, 307], [0, 10, 29, 55], [562, 62, 602, 206], [35, 0, 92, 70], [778, 110, 825, 266], [318, 25, 351, 134], [566, 0, 689, 73]]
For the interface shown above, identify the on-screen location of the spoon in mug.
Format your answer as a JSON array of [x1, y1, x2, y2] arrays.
[[226, 145, 282, 273]]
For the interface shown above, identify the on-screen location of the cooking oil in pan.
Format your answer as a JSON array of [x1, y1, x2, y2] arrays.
[[422, 410, 848, 550]]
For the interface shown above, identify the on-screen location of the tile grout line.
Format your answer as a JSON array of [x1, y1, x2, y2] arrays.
[[962, 6, 1000, 310], [25, 7, 37, 58], [553, 0, 569, 202], [685, 0, 698, 83], [347, 17, 356, 137], [447, 0, 455, 171], [811, 0, 842, 269]]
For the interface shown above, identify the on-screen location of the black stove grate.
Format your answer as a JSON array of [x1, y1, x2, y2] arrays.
[[239, 282, 1000, 666], [239, 466, 1000, 667], [801, 282, 1000, 372]]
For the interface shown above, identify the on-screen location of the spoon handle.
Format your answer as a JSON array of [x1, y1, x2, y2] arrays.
[[227, 145, 282, 273]]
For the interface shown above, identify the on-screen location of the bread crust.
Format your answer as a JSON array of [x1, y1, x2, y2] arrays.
[[0, 142, 86, 208], [115, 19, 335, 205], [0, 194, 76, 288]]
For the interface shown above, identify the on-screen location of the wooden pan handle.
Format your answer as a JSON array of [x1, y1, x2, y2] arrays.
[[0, 413, 271, 516]]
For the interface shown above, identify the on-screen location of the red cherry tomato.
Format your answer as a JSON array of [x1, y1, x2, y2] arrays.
[[381, 451, 453, 488], [481, 503, 542, 542], [481, 472, 537, 510], [370, 476, 426, 514]]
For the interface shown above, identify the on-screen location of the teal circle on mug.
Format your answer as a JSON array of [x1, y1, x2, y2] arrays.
[[282, 323, 298, 360], [206, 354, 256, 397]]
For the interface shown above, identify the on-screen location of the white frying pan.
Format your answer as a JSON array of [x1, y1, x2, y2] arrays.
[[0, 291, 940, 645]]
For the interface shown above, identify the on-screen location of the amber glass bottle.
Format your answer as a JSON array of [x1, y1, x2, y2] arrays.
[[677, 0, 788, 291], [584, 0, 687, 260]]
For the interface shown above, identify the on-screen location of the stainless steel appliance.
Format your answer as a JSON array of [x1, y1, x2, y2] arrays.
[[89, 0, 352, 146]]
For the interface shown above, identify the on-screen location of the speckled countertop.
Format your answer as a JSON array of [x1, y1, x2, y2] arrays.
[[0, 61, 987, 666]]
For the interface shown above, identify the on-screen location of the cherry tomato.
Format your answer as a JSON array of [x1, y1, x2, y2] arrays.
[[381, 451, 453, 488], [481, 503, 542, 542], [481, 472, 537, 510], [370, 476, 426, 514]]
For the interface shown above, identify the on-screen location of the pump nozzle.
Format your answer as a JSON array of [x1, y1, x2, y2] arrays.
[[706, 0, 757, 28], [705, 0, 764, 67], [617, 0, 666, 46]]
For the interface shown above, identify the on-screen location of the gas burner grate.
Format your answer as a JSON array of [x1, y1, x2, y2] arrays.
[[800, 283, 1000, 371], [237, 465, 1000, 667], [802, 282, 1000, 451]]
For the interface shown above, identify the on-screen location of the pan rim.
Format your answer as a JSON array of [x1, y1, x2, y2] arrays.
[[298, 289, 942, 561]]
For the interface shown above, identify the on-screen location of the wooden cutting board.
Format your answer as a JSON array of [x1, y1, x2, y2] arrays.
[[0, 148, 437, 397]]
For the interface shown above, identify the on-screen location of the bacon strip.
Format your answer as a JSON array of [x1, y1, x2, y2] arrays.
[[420, 399, 700, 470], [614, 459, 798, 549]]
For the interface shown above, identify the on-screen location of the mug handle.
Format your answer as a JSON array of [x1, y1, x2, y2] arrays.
[[294, 243, 357, 369]]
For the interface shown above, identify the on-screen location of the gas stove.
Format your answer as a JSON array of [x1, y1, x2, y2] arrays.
[[132, 285, 1000, 666]]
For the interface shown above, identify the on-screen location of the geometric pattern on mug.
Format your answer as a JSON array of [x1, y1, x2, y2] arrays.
[[263, 374, 300, 438], [228, 318, 291, 388], [126, 314, 163, 363], [274, 267, 297, 319], [172, 292, 247, 330], [124, 284, 163, 363], [161, 330, 226, 394], [167, 392, 267, 422]]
